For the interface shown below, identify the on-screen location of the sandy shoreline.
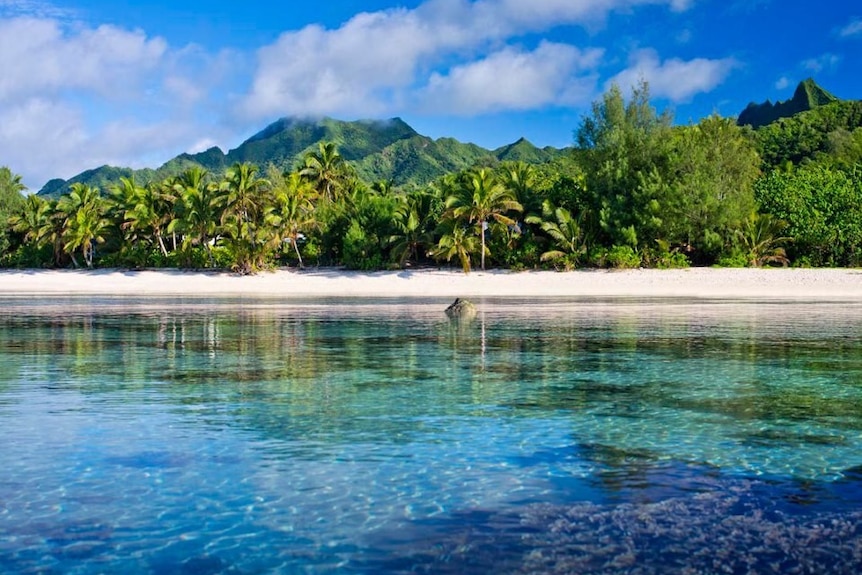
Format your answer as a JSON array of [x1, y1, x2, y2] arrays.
[[1, 267, 862, 300]]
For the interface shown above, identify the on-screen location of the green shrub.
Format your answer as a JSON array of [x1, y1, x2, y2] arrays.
[[605, 245, 641, 269], [655, 251, 690, 269], [715, 251, 749, 268], [342, 220, 384, 270], [0, 243, 53, 268]]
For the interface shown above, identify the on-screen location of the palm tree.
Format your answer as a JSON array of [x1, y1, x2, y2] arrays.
[[527, 201, 587, 270], [110, 176, 175, 259], [444, 168, 522, 270], [7, 194, 60, 266], [0, 167, 26, 209], [109, 176, 145, 255], [389, 192, 436, 268], [171, 167, 221, 267], [57, 183, 108, 268], [431, 221, 479, 274], [300, 141, 347, 203], [219, 162, 271, 273], [736, 212, 791, 267], [9, 194, 50, 245], [501, 162, 540, 217], [269, 168, 317, 268]]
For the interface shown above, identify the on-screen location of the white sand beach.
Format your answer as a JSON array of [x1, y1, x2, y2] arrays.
[[1, 267, 862, 299]]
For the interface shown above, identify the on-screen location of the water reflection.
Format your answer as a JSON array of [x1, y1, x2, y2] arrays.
[[2, 297, 862, 572], [3, 298, 862, 479]]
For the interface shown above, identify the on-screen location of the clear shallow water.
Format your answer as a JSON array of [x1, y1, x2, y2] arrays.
[[1, 297, 862, 573]]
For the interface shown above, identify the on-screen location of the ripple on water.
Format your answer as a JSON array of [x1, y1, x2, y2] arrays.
[[2, 299, 862, 573]]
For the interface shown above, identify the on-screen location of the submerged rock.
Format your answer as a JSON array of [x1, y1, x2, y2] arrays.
[[445, 298, 477, 320]]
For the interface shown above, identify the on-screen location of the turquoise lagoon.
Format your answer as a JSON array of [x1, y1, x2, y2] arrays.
[[1, 296, 862, 573]]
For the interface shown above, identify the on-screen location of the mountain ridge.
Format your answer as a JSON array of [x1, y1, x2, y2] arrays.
[[37, 117, 568, 197], [737, 78, 839, 129]]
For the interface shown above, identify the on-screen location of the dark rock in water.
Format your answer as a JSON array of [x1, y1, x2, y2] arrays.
[[445, 298, 477, 319]]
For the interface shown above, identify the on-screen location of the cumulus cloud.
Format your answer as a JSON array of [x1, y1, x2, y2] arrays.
[[775, 76, 790, 90], [0, 98, 87, 181], [0, 0, 730, 190], [240, 0, 694, 120], [607, 49, 736, 102], [420, 42, 602, 114], [0, 16, 237, 189], [0, 96, 212, 189], [0, 18, 166, 101], [839, 18, 862, 38]]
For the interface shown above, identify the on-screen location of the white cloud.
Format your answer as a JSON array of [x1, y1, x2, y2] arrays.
[[775, 76, 790, 90], [0, 16, 238, 189], [839, 18, 862, 38], [240, 0, 694, 120], [0, 0, 725, 191], [421, 42, 602, 114], [0, 96, 214, 189], [0, 17, 166, 102], [801, 53, 841, 73], [0, 98, 88, 186], [607, 49, 736, 102]]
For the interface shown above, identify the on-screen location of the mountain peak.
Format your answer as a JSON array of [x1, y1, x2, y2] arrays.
[[794, 77, 838, 108], [738, 79, 840, 129]]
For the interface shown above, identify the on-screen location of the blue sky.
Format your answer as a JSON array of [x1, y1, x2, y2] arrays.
[[1, 0, 861, 190]]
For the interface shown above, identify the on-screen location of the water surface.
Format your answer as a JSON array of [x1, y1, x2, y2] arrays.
[[1, 297, 862, 573]]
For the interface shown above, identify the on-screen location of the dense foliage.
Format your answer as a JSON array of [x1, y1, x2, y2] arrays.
[[2, 80, 861, 272]]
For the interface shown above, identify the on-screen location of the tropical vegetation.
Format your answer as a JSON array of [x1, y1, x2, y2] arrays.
[[2, 79, 861, 273]]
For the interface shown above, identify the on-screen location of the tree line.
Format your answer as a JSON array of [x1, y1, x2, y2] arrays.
[[2, 81, 861, 273]]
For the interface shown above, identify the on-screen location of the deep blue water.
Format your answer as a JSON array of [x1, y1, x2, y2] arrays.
[[1, 297, 862, 574]]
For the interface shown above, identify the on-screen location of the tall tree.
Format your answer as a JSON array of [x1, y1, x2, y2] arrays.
[[110, 176, 175, 260], [0, 167, 26, 257], [301, 142, 348, 203], [57, 183, 109, 268], [219, 162, 272, 273], [388, 191, 436, 268], [665, 115, 761, 260], [576, 80, 673, 251], [171, 166, 221, 267], [268, 167, 317, 268], [443, 168, 522, 270]]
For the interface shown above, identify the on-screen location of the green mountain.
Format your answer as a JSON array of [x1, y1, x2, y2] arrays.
[[37, 117, 569, 196], [737, 78, 839, 129], [754, 98, 862, 168]]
